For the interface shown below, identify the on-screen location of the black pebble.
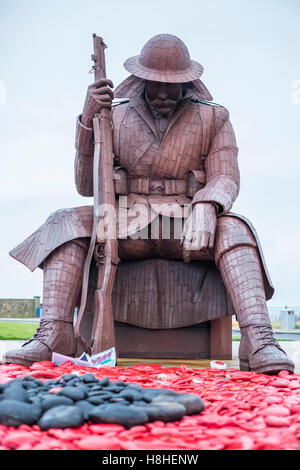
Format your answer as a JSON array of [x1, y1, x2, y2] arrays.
[[80, 374, 98, 384], [87, 392, 112, 400], [150, 401, 186, 422], [41, 395, 74, 411], [134, 401, 186, 422], [22, 381, 39, 390], [87, 390, 108, 397], [28, 395, 43, 405], [0, 399, 42, 427], [113, 381, 126, 388], [51, 379, 65, 386], [105, 385, 124, 394], [75, 400, 96, 420], [65, 378, 80, 387], [98, 377, 110, 387], [133, 402, 166, 421], [142, 388, 177, 402], [38, 405, 84, 430], [109, 397, 130, 405], [61, 374, 77, 381], [152, 393, 205, 415], [86, 396, 105, 406], [39, 379, 55, 388], [3, 383, 29, 403], [88, 404, 149, 429], [88, 386, 103, 393], [119, 389, 144, 402], [60, 386, 87, 401], [125, 383, 143, 391]]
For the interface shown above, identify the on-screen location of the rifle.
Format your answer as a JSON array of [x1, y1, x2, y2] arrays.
[[74, 34, 118, 356]]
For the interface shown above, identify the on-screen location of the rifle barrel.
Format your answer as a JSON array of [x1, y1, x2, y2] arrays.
[[92, 34, 107, 81]]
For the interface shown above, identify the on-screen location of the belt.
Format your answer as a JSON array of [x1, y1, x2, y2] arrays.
[[128, 177, 187, 195]]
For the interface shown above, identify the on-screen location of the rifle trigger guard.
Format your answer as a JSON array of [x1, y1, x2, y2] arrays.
[[94, 243, 105, 266]]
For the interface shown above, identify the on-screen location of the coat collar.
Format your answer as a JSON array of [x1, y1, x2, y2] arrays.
[[130, 92, 192, 142]]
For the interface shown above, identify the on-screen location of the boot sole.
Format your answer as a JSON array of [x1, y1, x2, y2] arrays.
[[240, 359, 294, 375], [3, 351, 76, 368], [2, 353, 47, 368]]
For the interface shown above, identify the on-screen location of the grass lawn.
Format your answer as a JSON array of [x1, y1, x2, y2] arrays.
[[232, 336, 295, 342], [0, 321, 38, 340], [0, 321, 297, 342]]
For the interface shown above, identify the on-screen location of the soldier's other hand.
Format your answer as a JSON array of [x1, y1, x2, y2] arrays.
[[181, 202, 217, 252], [82, 78, 114, 127]]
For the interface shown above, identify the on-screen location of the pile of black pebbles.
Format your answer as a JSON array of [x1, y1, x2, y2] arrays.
[[0, 373, 204, 430]]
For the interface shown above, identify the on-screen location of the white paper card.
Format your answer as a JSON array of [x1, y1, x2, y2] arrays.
[[52, 347, 116, 368]]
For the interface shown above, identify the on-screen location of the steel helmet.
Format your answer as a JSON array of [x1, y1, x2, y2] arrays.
[[124, 34, 203, 83]]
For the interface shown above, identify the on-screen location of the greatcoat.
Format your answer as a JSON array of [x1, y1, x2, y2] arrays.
[[9, 76, 274, 329]]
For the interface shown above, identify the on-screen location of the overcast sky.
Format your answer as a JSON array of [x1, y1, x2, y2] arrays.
[[0, 0, 299, 307]]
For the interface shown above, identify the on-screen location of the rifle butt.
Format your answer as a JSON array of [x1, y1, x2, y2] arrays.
[[91, 265, 117, 355]]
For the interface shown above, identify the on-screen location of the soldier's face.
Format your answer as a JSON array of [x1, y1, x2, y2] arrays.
[[145, 80, 182, 115]]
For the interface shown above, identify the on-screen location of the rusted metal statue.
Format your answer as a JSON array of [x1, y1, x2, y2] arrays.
[[5, 34, 294, 374]]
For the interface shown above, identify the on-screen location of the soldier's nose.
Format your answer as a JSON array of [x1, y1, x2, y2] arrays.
[[156, 84, 168, 100], [157, 90, 168, 100]]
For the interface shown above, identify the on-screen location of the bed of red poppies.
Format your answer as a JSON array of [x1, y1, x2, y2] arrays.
[[0, 361, 300, 450]]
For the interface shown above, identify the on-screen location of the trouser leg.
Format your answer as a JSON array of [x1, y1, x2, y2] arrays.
[[218, 246, 270, 327], [41, 239, 88, 322], [4, 239, 88, 366], [218, 245, 294, 374]]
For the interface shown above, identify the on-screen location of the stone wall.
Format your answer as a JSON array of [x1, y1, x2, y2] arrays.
[[0, 297, 41, 318]]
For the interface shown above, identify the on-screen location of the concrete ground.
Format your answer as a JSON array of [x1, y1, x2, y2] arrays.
[[233, 327, 300, 341], [1, 318, 299, 372], [1, 339, 299, 373]]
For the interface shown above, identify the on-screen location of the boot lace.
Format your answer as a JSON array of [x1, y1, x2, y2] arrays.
[[23, 320, 53, 346], [253, 324, 284, 352]]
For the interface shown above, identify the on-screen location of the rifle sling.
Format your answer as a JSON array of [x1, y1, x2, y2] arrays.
[[74, 116, 102, 355]]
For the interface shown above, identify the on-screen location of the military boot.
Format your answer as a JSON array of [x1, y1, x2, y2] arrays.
[[239, 323, 294, 374], [3, 320, 76, 367], [218, 246, 294, 374]]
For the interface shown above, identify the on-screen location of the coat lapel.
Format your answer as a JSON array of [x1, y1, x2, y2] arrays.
[[130, 96, 160, 141], [161, 97, 191, 145]]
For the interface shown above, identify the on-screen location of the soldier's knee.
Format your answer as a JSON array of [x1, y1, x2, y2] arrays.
[[46, 208, 74, 224], [46, 206, 93, 226], [215, 215, 257, 265]]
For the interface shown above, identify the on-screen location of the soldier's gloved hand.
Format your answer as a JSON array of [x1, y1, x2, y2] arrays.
[[181, 202, 217, 252], [81, 78, 114, 127]]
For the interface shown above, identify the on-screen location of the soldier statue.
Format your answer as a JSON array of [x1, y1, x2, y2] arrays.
[[5, 34, 294, 374]]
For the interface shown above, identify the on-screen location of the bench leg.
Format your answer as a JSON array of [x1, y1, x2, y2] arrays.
[[210, 316, 232, 360]]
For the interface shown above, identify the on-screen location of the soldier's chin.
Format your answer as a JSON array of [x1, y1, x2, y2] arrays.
[[156, 106, 171, 115]]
